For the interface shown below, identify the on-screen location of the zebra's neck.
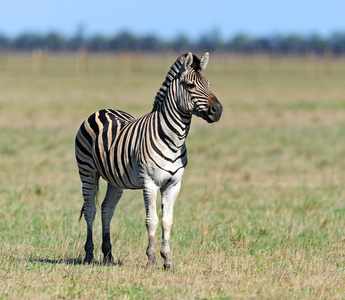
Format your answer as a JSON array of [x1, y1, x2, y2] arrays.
[[154, 79, 191, 151], [152, 55, 185, 112], [151, 54, 191, 149]]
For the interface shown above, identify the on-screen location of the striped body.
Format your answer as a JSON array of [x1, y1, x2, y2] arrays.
[[75, 52, 222, 269], [76, 107, 188, 190]]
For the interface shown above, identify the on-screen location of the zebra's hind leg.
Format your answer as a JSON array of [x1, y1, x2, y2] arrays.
[[143, 181, 159, 269], [80, 173, 100, 264], [101, 183, 123, 264], [160, 180, 181, 271]]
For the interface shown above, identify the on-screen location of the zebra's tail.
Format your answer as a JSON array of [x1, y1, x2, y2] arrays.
[[79, 206, 84, 222], [78, 183, 100, 221]]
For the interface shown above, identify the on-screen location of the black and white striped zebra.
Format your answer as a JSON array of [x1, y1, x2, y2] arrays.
[[75, 52, 222, 270]]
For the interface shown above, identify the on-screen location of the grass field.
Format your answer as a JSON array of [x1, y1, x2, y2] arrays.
[[0, 52, 345, 299]]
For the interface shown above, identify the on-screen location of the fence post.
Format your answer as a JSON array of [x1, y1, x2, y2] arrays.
[[324, 49, 334, 75], [31, 49, 44, 74], [76, 48, 88, 74], [0, 50, 6, 73], [305, 51, 316, 77]]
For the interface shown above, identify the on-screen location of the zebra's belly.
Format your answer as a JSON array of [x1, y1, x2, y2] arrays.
[[100, 170, 143, 190], [96, 157, 143, 190], [144, 160, 186, 187]]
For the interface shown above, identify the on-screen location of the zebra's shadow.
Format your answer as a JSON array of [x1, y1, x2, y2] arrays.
[[27, 257, 123, 266], [28, 257, 84, 265]]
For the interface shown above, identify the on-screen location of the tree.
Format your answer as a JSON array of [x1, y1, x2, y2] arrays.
[[329, 32, 345, 54], [109, 31, 139, 51], [88, 34, 110, 52], [172, 34, 191, 52], [197, 29, 223, 51], [0, 33, 9, 48], [141, 34, 162, 51], [69, 24, 87, 50], [229, 34, 255, 53], [279, 34, 306, 54], [307, 34, 327, 54], [45, 32, 67, 51]]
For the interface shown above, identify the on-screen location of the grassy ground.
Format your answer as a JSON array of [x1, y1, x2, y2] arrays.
[[0, 52, 345, 299]]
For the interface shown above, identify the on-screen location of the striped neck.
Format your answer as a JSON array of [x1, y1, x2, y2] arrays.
[[155, 77, 192, 150], [152, 55, 186, 112]]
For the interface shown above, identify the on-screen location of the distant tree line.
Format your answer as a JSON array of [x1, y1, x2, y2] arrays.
[[0, 30, 345, 55]]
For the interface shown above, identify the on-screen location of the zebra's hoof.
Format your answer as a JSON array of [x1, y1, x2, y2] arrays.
[[163, 264, 175, 271], [103, 254, 114, 265], [146, 260, 158, 270], [83, 256, 94, 265]]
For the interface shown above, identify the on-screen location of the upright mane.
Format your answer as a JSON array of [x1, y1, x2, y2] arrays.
[[152, 53, 202, 112]]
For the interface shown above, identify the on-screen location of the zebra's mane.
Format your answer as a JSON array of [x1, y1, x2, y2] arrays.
[[152, 53, 201, 112]]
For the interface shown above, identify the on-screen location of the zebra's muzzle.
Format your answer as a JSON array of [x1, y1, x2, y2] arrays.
[[204, 97, 223, 123]]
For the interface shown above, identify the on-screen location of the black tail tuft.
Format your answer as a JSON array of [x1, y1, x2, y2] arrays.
[[79, 204, 85, 222], [95, 183, 100, 208]]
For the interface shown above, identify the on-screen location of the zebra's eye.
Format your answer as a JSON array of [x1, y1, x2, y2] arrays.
[[186, 83, 196, 90]]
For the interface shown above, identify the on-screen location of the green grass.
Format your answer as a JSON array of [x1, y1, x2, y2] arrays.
[[0, 52, 345, 298]]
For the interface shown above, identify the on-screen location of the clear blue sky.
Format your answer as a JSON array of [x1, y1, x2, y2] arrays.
[[1, 0, 344, 39]]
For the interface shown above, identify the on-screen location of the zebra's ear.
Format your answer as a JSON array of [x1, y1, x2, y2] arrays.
[[200, 52, 209, 70], [184, 52, 193, 69]]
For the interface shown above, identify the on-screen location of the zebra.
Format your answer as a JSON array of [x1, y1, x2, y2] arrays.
[[75, 52, 223, 270]]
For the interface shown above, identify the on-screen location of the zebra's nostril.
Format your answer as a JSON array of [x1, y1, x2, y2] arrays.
[[210, 106, 217, 114]]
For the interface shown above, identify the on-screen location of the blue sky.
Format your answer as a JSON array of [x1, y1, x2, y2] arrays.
[[1, 0, 345, 39]]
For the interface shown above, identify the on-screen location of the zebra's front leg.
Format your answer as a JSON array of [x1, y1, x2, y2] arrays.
[[143, 181, 159, 269], [101, 184, 123, 264], [160, 180, 181, 270]]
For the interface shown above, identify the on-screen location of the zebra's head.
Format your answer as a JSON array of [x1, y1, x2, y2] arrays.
[[179, 52, 223, 123]]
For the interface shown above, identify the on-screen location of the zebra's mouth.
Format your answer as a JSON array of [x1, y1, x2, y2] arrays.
[[204, 111, 222, 123], [201, 99, 223, 123]]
